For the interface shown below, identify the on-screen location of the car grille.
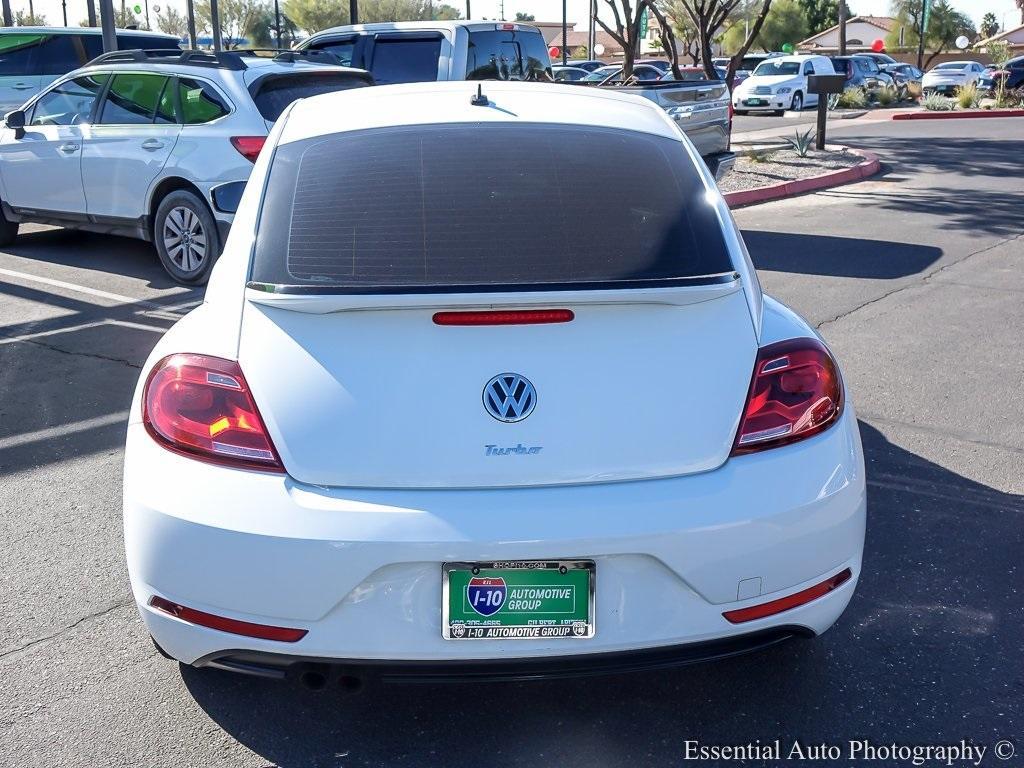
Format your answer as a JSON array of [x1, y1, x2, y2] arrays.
[[752, 86, 772, 95]]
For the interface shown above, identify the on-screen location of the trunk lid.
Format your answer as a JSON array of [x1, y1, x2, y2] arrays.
[[238, 285, 756, 489]]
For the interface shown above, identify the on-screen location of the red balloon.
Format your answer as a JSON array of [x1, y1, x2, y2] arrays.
[[549, 46, 561, 58], [871, 39, 885, 52]]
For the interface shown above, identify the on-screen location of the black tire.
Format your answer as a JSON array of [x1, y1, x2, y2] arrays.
[[791, 92, 803, 112], [153, 189, 220, 285], [0, 203, 19, 247]]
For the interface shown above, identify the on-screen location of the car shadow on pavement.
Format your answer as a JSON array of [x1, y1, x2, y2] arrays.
[[3, 227, 182, 290], [179, 420, 1023, 768], [742, 230, 942, 279], [0, 280, 199, 476]]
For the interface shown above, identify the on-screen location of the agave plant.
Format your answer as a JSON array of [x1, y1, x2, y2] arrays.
[[786, 127, 816, 158], [922, 92, 954, 111]]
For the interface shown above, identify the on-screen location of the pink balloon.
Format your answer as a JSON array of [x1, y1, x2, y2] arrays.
[[871, 39, 885, 52], [549, 46, 561, 59]]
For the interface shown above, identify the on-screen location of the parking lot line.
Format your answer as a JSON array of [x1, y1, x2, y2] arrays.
[[0, 266, 183, 314], [0, 411, 130, 452]]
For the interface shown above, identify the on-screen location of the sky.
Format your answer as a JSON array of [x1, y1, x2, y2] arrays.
[[14, 0, 1022, 35]]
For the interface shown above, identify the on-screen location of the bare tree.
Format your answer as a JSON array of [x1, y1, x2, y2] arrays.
[[595, 0, 684, 80], [675, 0, 774, 83]]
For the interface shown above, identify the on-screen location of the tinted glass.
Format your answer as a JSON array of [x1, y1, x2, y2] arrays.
[[466, 30, 550, 81], [307, 38, 356, 66], [252, 73, 369, 121], [803, 62, 815, 74], [100, 73, 168, 124], [177, 77, 230, 123], [30, 73, 108, 126], [154, 78, 176, 124], [116, 34, 180, 51], [370, 37, 440, 85], [857, 59, 871, 73], [252, 124, 731, 291], [740, 56, 766, 70], [831, 58, 850, 73], [35, 35, 83, 75], [0, 33, 43, 76], [935, 63, 967, 70]]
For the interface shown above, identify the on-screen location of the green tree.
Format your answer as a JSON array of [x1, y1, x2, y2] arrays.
[[722, 0, 805, 51], [16, 9, 47, 24], [197, 0, 269, 48], [887, 0, 975, 68], [282, 0, 346, 33], [797, 0, 836, 35], [675, 0, 776, 83], [661, 0, 701, 63], [979, 12, 999, 38], [245, 5, 275, 46], [515, 12, 535, 21], [157, 5, 190, 40]]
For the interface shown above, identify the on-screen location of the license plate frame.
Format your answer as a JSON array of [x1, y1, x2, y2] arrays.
[[442, 560, 595, 640], [746, 98, 765, 106]]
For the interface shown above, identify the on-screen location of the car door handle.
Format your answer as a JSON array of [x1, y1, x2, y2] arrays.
[[142, 139, 165, 150], [12, 83, 34, 90], [58, 143, 80, 153]]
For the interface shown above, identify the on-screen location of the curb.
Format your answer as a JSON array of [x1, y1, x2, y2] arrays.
[[892, 109, 1024, 120], [722, 147, 880, 209]]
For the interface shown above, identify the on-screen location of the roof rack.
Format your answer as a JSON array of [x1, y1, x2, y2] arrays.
[[86, 48, 248, 71], [234, 48, 343, 65]]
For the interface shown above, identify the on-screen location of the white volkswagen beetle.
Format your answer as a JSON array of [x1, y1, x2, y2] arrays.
[[123, 81, 866, 687]]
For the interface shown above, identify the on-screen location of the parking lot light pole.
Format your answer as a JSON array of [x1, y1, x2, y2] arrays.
[[562, 0, 567, 65], [186, 0, 197, 48], [99, 0, 117, 52], [210, 0, 222, 51], [87, 0, 97, 26], [1, 0, 11, 26], [350, 0, 358, 24]]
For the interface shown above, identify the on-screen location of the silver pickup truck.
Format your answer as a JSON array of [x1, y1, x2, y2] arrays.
[[298, 21, 734, 178], [589, 78, 735, 179]]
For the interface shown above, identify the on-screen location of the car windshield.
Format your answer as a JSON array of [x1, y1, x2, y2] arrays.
[[584, 67, 619, 81], [752, 60, 800, 76], [251, 123, 733, 291], [934, 63, 967, 70]]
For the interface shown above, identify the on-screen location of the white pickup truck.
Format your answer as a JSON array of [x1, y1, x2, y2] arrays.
[[298, 21, 734, 177]]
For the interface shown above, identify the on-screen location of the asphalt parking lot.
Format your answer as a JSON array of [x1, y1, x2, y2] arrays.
[[1, 118, 1022, 767]]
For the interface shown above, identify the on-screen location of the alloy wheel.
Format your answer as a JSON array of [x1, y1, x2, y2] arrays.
[[163, 206, 208, 275]]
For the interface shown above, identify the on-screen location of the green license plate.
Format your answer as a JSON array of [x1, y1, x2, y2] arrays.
[[746, 98, 764, 105], [443, 560, 595, 640]]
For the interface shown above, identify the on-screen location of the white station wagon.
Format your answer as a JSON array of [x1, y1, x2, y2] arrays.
[[124, 82, 866, 687]]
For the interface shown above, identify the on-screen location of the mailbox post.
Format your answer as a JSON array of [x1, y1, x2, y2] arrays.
[[807, 74, 846, 150]]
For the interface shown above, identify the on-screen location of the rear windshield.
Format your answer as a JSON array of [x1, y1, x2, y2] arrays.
[[466, 29, 551, 81], [251, 73, 369, 121], [251, 123, 732, 293], [830, 58, 850, 73], [935, 63, 967, 70]]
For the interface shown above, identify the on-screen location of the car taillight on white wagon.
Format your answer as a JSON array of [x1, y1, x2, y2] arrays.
[[732, 338, 843, 455], [142, 353, 284, 472]]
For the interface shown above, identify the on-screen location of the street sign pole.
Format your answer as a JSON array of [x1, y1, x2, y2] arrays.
[[916, 0, 930, 70], [273, 0, 281, 46], [1, 0, 11, 26], [350, 0, 358, 24], [99, 0, 118, 52], [86, 0, 96, 26]]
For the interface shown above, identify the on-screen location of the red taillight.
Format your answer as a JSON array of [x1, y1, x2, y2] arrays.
[[722, 569, 852, 624], [142, 353, 284, 473], [732, 338, 843, 455], [433, 309, 574, 326], [230, 135, 266, 162], [149, 596, 307, 642]]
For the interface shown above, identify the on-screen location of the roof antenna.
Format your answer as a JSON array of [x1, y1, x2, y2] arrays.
[[471, 84, 488, 106]]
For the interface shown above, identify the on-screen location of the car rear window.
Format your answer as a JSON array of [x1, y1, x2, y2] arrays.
[[251, 73, 369, 121], [466, 29, 552, 81], [251, 123, 733, 293]]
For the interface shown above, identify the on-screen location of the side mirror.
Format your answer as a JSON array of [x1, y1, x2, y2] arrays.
[[5, 109, 25, 129], [211, 180, 247, 214]]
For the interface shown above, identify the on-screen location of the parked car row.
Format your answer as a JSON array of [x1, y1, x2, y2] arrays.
[[0, 21, 736, 284]]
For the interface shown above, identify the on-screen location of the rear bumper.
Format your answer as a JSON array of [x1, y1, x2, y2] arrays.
[[195, 626, 810, 684], [124, 408, 866, 667]]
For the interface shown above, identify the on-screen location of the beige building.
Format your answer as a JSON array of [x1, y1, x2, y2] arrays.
[[798, 15, 898, 52], [975, 23, 1024, 54]]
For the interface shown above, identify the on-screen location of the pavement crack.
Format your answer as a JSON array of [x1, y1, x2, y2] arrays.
[[816, 229, 1024, 330], [0, 599, 133, 661], [0, 331, 142, 369]]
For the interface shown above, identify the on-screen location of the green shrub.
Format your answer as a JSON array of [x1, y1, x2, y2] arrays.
[[786, 127, 815, 157], [922, 92, 954, 111], [955, 82, 979, 110], [747, 149, 776, 163], [875, 87, 897, 107], [836, 87, 867, 109]]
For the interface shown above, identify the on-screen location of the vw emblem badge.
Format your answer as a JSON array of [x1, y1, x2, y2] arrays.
[[483, 373, 537, 423]]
